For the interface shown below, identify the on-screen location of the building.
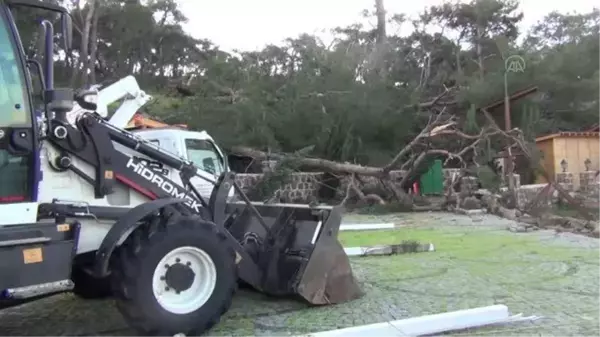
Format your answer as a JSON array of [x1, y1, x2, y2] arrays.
[[535, 130, 600, 187]]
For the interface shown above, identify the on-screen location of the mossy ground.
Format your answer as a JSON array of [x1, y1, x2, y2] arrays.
[[0, 213, 597, 336], [214, 220, 599, 336]]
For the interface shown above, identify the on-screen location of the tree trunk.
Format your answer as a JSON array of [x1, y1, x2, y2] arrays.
[[87, 5, 100, 85], [476, 24, 484, 79], [455, 38, 462, 77], [71, 0, 96, 87], [371, 0, 387, 78], [374, 0, 387, 45]]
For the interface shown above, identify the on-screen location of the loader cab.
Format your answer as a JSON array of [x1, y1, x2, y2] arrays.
[[0, 1, 73, 207], [0, 5, 36, 203], [130, 128, 232, 200]]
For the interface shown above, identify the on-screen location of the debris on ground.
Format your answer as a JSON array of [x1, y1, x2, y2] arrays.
[[340, 223, 402, 231], [295, 304, 542, 337], [344, 241, 435, 257]]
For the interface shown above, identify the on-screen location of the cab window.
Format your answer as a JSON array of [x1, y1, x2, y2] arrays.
[[0, 16, 30, 127], [0, 12, 32, 202], [185, 139, 225, 176]]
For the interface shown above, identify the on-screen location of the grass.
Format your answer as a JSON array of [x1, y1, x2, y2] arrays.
[[338, 226, 599, 298], [338, 226, 599, 261], [213, 226, 600, 336]]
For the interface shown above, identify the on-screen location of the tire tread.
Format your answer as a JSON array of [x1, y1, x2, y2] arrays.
[[111, 209, 236, 336]]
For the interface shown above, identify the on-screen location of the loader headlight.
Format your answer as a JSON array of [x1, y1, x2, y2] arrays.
[[84, 93, 98, 104]]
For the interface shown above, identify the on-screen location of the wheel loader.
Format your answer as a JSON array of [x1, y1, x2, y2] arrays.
[[0, 1, 363, 336]]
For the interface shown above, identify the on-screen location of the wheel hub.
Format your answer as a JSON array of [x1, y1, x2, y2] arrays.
[[152, 246, 218, 314], [164, 263, 196, 293]]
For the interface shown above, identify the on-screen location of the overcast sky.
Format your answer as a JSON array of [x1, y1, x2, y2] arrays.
[[177, 0, 597, 52]]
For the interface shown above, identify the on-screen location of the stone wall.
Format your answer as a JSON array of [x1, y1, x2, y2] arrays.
[[234, 169, 493, 203], [516, 184, 557, 208], [334, 170, 406, 200], [237, 168, 600, 210], [234, 172, 323, 203], [234, 169, 600, 212], [514, 171, 600, 209], [577, 171, 600, 210]]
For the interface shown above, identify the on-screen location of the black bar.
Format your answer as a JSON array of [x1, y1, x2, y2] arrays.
[[40, 20, 53, 89]]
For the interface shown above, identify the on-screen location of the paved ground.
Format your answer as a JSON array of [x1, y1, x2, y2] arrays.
[[0, 212, 598, 336]]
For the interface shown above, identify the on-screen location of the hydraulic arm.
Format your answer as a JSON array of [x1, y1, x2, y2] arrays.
[[67, 75, 152, 128]]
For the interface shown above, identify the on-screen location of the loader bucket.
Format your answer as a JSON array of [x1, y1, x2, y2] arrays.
[[224, 202, 364, 305], [294, 207, 364, 304]]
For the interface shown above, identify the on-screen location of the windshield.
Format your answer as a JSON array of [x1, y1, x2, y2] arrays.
[[0, 10, 33, 202], [185, 139, 225, 176], [0, 12, 30, 127]]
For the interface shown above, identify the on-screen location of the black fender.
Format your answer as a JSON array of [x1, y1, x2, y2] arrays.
[[93, 198, 188, 278]]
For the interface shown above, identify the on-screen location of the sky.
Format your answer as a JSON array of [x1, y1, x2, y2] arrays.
[[177, 0, 598, 53]]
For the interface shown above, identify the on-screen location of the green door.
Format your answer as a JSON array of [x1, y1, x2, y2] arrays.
[[419, 159, 443, 195]]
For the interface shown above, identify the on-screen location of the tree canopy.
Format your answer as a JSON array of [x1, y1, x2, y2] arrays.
[[13, 0, 600, 167]]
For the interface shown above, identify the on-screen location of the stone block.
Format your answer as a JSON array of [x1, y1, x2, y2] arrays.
[[516, 184, 556, 209], [579, 171, 598, 193], [556, 172, 574, 184]]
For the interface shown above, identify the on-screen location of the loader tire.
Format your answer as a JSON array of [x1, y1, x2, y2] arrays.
[[111, 216, 237, 336], [71, 266, 112, 299]]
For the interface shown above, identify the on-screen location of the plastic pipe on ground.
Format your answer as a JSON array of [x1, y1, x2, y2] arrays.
[[295, 305, 540, 337], [340, 223, 398, 231], [344, 243, 435, 257]]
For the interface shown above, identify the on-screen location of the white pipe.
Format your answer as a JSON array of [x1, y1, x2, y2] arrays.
[[344, 243, 435, 257], [310, 221, 323, 244], [340, 223, 397, 231], [295, 305, 540, 337]]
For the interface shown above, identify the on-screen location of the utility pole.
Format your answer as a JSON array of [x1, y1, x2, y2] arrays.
[[503, 54, 526, 206], [504, 69, 513, 192]]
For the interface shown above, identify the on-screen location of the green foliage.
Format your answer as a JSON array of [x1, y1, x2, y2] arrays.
[[473, 165, 502, 192], [10, 0, 598, 166], [247, 146, 314, 201], [519, 104, 541, 141], [464, 104, 479, 133], [247, 158, 299, 201]]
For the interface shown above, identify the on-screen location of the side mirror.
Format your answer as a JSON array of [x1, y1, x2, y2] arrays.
[[61, 13, 72, 52], [74, 89, 98, 111]]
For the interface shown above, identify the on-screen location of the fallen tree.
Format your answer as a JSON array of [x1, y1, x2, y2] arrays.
[[230, 106, 599, 237], [231, 107, 519, 207]]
